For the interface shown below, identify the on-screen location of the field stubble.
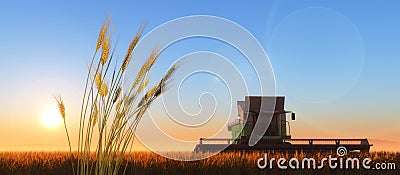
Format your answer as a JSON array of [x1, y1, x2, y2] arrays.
[[0, 151, 398, 175]]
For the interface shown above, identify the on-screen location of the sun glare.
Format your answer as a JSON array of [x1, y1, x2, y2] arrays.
[[41, 108, 62, 128]]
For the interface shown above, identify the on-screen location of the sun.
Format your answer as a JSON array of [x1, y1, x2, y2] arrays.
[[41, 108, 62, 128]]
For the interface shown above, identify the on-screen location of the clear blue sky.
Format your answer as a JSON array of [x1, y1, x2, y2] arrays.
[[0, 1, 399, 151]]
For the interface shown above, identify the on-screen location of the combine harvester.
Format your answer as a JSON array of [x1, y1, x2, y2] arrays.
[[194, 96, 372, 153]]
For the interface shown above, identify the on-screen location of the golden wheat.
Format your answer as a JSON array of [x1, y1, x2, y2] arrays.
[[115, 99, 122, 112], [54, 95, 74, 174], [54, 95, 66, 119], [101, 37, 110, 66], [96, 18, 110, 52], [137, 76, 150, 94], [92, 104, 99, 127], [99, 82, 109, 97], [113, 87, 121, 104], [1, 151, 399, 174], [95, 72, 102, 90], [121, 24, 146, 73], [56, 17, 179, 175]]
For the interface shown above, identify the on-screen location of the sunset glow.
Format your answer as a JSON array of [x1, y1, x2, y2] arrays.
[[41, 108, 62, 128], [0, 1, 398, 153]]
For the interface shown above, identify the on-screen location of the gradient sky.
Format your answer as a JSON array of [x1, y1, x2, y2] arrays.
[[0, 1, 399, 151]]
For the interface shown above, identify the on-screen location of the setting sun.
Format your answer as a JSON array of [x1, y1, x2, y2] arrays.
[[41, 108, 62, 128]]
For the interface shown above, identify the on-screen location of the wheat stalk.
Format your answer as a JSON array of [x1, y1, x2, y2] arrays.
[[92, 104, 99, 127], [113, 87, 121, 104], [121, 24, 146, 73], [54, 95, 75, 175], [56, 17, 179, 175], [101, 37, 111, 66], [96, 18, 110, 52], [99, 82, 109, 97], [54, 95, 66, 119]]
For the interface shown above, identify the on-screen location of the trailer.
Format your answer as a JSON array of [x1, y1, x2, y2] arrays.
[[194, 96, 372, 153]]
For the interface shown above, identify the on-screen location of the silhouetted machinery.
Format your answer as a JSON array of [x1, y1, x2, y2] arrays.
[[194, 96, 372, 153]]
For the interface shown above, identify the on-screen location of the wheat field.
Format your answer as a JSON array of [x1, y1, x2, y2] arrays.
[[27, 17, 398, 175], [0, 151, 398, 175]]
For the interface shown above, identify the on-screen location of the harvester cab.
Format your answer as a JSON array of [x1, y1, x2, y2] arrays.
[[228, 96, 295, 144]]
